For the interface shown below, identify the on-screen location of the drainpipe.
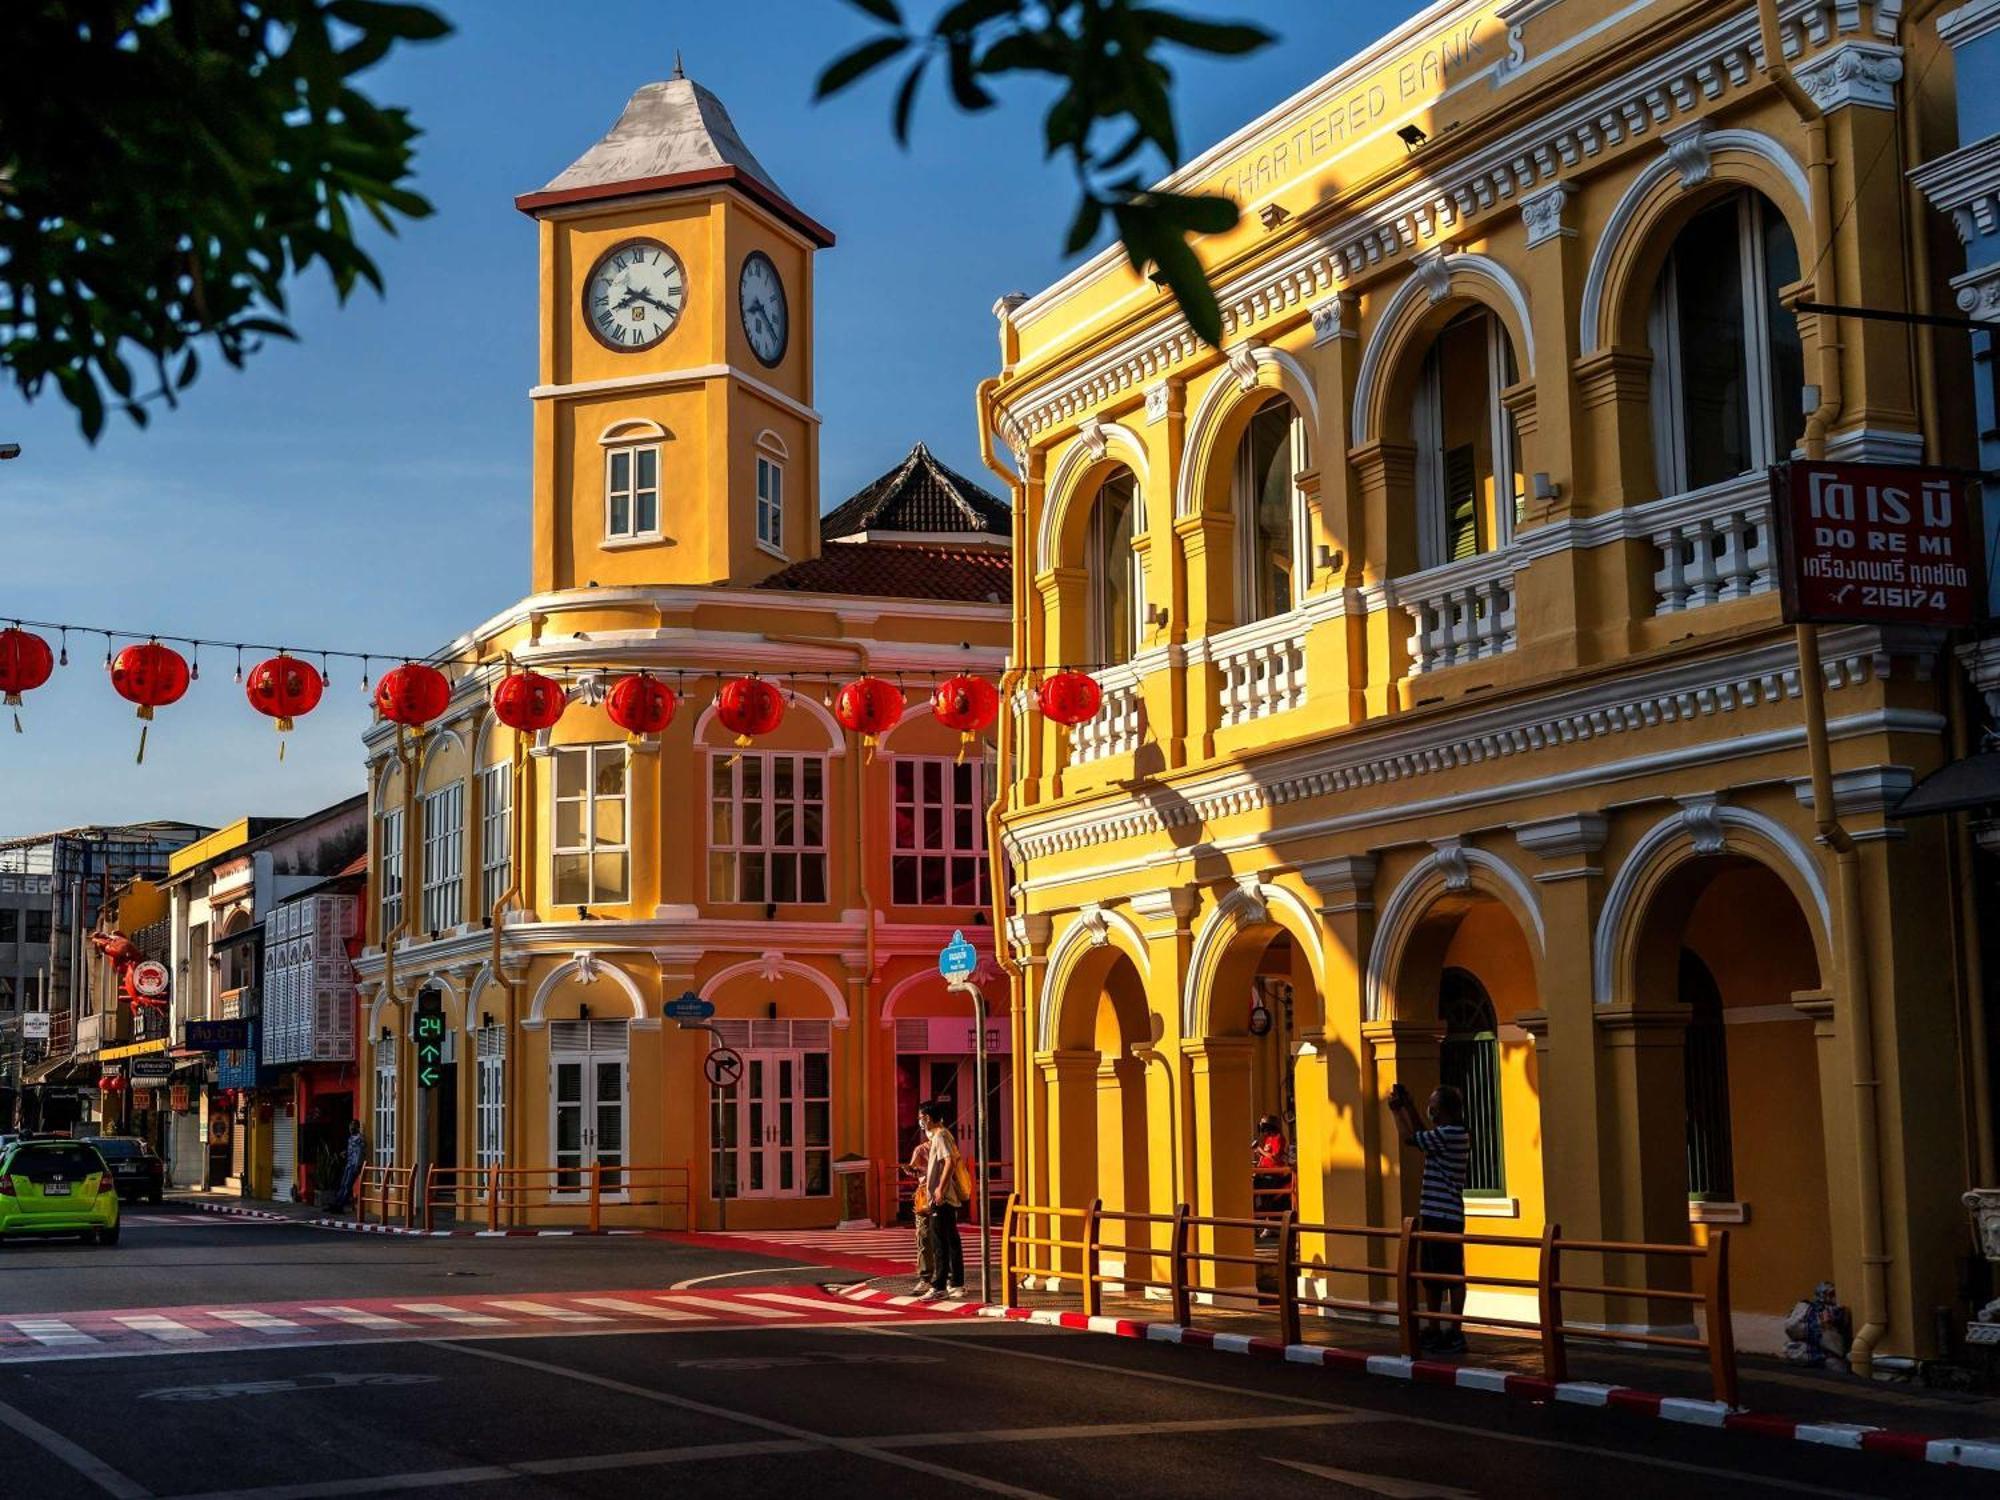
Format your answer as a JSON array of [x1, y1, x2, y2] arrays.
[[1759, 0, 1889, 1375], [490, 730, 527, 1212], [380, 726, 420, 1041], [1898, 0, 1955, 464]]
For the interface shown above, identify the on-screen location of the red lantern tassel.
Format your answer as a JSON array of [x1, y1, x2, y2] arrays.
[[135, 724, 148, 764], [11, 710, 21, 735]]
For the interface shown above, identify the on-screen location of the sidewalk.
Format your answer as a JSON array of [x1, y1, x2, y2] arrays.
[[167, 1190, 647, 1238]]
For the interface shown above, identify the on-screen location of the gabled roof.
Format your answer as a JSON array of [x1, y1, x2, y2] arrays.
[[753, 543, 1011, 605], [821, 443, 1012, 543], [516, 72, 832, 247]]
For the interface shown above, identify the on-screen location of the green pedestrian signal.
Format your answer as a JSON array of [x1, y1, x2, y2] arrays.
[[415, 989, 445, 1090]]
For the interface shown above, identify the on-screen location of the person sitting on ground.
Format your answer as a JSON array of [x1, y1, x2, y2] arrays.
[[1387, 1081, 1470, 1354], [906, 1133, 936, 1295], [918, 1101, 966, 1301]]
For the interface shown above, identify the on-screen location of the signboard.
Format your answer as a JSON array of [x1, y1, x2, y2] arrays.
[[415, 990, 445, 1090], [217, 1043, 260, 1090], [170, 1084, 191, 1113], [938, 930, 979, 981], [131, 1088, 153, 1109], [185, 1019, 250, 1051], [130, 1055, 175, 1082], [131, 960, 170, 1000], [20, 1011, 49, 1041], [704, 1046, 745, 1089], [1775, 462, 1986, 628], [664, 991, 715, 1022]]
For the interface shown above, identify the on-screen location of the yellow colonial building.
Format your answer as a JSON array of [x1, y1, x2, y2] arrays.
[[984, 0, 1988, 1363], [355, 71, 1012, 1231]]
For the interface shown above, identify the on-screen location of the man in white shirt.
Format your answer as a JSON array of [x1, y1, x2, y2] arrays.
[[918, 1102, 965, 1300]]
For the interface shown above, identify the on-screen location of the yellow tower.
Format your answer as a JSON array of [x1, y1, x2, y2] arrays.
[[514, 69, 834, 593]]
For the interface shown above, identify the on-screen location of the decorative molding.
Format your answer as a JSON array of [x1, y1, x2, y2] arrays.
[[1309, 292, 1359, 346], [1224, 338, 1265, 391], [1677, 794, 1727, 855], [1519, 181, 1577, 247], [1431, 837, 1473, 892], [1412, 246, 1456, 303], [1789, 765, 1916, 838], [1661, 119, 1713, 187], [700, 952, 850, 1028], [1128, 886, 1197, 930], [1911, 137, 2000, 245], [1181, 878, 1328, 1037], [1794, 39, 1904, 112], [1939, 0, 2000, 50], [1512, 812, 1609, 860], [1298, 854, 1378, 913], [1364, 845, 1546, 1022], [1143, 381, 1171, 425], [1352, 250, 1537, 444], [1953, 263, 2000, 324], [1077, 902, 1110, 946]]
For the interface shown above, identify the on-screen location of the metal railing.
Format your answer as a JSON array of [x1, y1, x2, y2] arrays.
[[378, 1161, 695, 1233], [355, 1165, 417, 1228], [1001, 1196, 1738, 1406]]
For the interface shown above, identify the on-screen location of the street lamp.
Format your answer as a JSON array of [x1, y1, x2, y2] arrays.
[[947, 973, 995, 1305]]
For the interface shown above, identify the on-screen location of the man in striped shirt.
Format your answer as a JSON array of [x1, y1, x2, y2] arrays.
[[1389, 1082, 1470, 1354]]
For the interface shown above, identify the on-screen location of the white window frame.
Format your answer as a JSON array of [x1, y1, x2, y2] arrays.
[[420, 782, 464, 937], [373, 1037, 398, 1167], [890, 756, 992, 908], [553, 744, 629, 909], [756, 451, 785, 557], [1088, 472, 1145, 666], [1650, 192, 1793, 498], [709, 751, 828, 905], [1232, 398, 1312, 623], [378, 806, 405, 940], [475, 1024, 506, 1171], [1412, 310, 1521, 570], [604, 442, 662, 542], [479, 761, 512, 915]]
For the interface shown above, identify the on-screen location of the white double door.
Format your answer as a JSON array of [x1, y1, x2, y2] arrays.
[[727, 1051, 808, 1199], [551, 1048, 626, 1196]]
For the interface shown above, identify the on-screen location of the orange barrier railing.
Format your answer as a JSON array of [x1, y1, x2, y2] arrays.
[[1001, 1195, 1737, 1406], [410, 1161, 693, 1233], [1251, 1165, 1298, 1221], [355, 1165, 416, 1228]]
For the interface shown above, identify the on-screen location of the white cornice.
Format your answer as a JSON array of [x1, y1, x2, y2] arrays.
[[1909, 133, 2000, 243], [1939, 0, 2000, 50], [529, 363, 820, 426]]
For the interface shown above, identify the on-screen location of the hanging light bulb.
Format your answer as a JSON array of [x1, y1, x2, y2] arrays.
[[360, 656, 372, 693], [188, 644, 200, 682], [57, 628, 68, 668], [233, 646, 243, 684]]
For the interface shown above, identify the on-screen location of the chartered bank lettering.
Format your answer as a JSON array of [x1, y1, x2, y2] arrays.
[[1211, 18, 1520, 203]]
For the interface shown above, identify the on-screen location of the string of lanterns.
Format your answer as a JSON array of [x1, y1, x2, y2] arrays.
[[0, 615, 1109, 760]]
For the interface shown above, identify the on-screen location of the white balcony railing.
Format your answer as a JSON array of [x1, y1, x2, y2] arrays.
[[1642, 477, 1773, 615], [1210, 614, 1307, 728], [1400, 551, 1520, 675], [1070, 662, 1145, 764]]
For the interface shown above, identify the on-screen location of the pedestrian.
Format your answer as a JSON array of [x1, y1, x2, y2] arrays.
[[917, 1101, 965, 1300], [328, 1120, 366, 1213], [1388, 1081, 1470, 1353], [906, 1132, 937, 1294], [1252, 1112, 1290, 1240]]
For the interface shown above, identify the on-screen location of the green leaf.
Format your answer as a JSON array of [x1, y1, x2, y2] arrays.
[[815, 34, 912, 100], [893, 58, 928, 145], [1135, 188, 1237, 235], [325, 2, 454, 42], [936, 0, 1021, 36], [1064, 193, 1105, 255], [842, 0, 904, 21], [1149, 229, 1223, 345], [1136, 10, 1273, 56], [946, 38, 997, 111]]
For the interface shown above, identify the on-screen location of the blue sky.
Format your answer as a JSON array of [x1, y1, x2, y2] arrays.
[[0, 0, 1397, 838]]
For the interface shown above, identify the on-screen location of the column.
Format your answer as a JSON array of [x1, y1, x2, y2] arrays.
[[1039, 1048, 1100, 1288], [1298, 855, 1377, 1232], [1359, 1018, 1444, 1224], [1348, 441, 1417, 714], [1183, 1035, 1256, 1297]]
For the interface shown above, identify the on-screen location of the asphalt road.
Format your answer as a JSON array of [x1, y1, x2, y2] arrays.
[[0, 1205, 1988, 1499]]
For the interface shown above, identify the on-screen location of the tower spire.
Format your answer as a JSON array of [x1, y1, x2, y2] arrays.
[[672, 49, 685, 81]]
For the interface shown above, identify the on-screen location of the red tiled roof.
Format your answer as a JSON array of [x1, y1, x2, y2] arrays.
[[754, 542, 1011, 604], [337, 852, 369, 878]]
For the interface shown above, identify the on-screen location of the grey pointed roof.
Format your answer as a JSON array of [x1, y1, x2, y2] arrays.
[[821, 443, 1012, 542], [538, 76, 784, 200]]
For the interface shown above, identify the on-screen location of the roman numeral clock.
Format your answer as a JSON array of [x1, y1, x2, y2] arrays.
[[584, 238, 687, 349]]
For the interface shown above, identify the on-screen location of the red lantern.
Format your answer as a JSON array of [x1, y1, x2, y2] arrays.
[[932, 673, 999, 757], [110, 642, 191, 762], [491, 670, 567, 733], [1039, 670, 1103, 726], [0, 627, 53, 732], [606, 673, 677, 738], [833, 675, 904, 749], [716, 676, 785, 746], [244, 654, 325, 739], [374, 662, 451, 727]]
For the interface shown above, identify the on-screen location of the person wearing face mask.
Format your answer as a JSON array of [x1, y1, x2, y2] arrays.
[[917, 1101, 966, 1301]]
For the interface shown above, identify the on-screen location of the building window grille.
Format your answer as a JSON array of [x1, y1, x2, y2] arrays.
[[479, 762, 512, 914], [1232, 396, 1307, 621], [553, 745, 629, 907], [1681, 950, 1736, 1201], [756, 454, 784, 553], [373, 1036, 399, 1167], [605, 444, 661, 540], [1411, 310, 1524, 568], [1649, 191, 1805, 497], [891, 757, 990, 907], [420, 783, 463, 936], [1439, 968, 1506, 1195], [475, 1024, 506, 1171], [378, 808, 405, 939], [709, 752, 826, 904]]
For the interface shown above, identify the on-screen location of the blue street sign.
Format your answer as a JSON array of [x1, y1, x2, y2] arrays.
[[938, 930, 979, 980], [663, 991, 715, 1021]]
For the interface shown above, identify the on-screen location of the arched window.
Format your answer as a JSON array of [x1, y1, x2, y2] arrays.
[[1439, 968, 1505, 1195], [1233, 396, 1306, 623], [1412, 311, 1522, 568], [1088, 467, 1142, 665], [1649, 191, 1805, 495], [1680, 949, 1736, 1201]]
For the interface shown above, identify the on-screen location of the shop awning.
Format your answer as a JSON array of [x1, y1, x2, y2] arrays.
[[1892, 751, 2000, 819]]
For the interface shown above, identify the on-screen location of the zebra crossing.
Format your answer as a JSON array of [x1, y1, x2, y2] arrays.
[[0, 1285, 950, 1363]]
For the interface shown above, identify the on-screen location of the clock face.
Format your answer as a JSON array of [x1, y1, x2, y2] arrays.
[[583, 239, 686, 352], [739, 251, 788, 367]]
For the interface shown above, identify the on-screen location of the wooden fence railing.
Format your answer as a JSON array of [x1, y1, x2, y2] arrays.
[[1000, 1196, 1737, 1406], [359, 1162, 693, 1233]]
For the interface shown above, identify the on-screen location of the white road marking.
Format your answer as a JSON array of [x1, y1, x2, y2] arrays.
[[13, 1319, 97, 1346], [207, 1310, 301, 1334], [663, 1295, 797, 1319], [669, 1264, 826, 1289], [115, 1315, 207, 1343], [484, 1300, 609, 1323], [301, 1306, 409, 1329], [876, 1412, 1380, 1448], [1268, 1457, 1479, 1498], [393, 1303, 509, 1326], [575, 1297, 707, 1322], [745, 1292, 899, 1317], [0, 1393, 150, 1499]]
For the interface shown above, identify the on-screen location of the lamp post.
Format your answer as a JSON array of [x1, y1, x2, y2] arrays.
[[947, 974, 993, 1304]]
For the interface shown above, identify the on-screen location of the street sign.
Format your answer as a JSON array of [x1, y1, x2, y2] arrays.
[[130, 1055, 174, 1081], [185, 1019, 250, 1051], [20, 1011, 49, 1041], [664, 991, 715, 1022], [704, 1046, 745, 1089], [1774, 461, 1986, 628], [415, 990, 445, 1090], [938, 930, 979, 981]]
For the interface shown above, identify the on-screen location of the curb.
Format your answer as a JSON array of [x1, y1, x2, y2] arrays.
[[830, 1285, 2000, 1474], [187, 1202, 643, 1239]]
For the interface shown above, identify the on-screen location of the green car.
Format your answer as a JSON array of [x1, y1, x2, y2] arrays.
[[0, 1139, 121, 1245]]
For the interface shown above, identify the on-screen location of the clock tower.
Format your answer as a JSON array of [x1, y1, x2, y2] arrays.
[[515, 67, 833, 593]]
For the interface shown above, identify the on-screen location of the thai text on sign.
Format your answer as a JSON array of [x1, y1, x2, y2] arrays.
[[1775, 462, 1986, 629]]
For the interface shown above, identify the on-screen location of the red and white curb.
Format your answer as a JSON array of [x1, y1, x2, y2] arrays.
[[188, 1202, 641, 1238], [832, 1285, 2000, 1473]]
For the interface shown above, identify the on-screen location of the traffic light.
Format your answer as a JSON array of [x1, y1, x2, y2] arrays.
[[415, 988, 444, 1090]]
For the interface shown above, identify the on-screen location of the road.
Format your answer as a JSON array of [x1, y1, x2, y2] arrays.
[[0, 1205, 1986, 1498]]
